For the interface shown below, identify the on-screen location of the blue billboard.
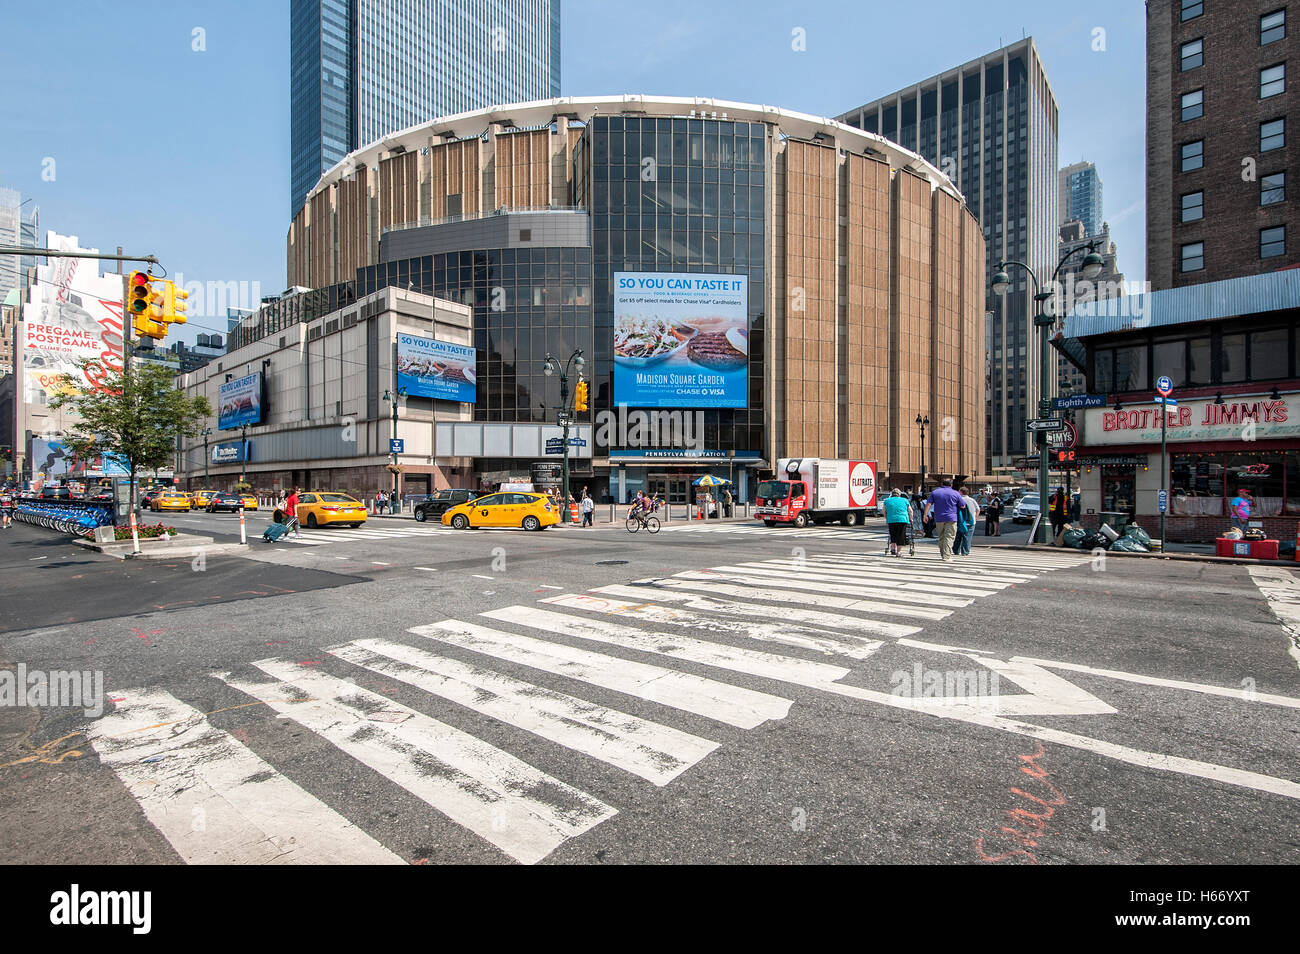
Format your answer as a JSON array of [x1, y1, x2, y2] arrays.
[[396, 334, 477, 403], [218, 372, 264, 430], [613, 271, 748, 409]]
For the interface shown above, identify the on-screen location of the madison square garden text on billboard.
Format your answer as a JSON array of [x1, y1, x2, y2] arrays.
[[396, 334, 477, 403], [613, 271, 748, 409], [217, 372, 264, 430]]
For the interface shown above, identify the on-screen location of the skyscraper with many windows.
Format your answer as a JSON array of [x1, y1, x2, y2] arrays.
[[290, 0, 561, 215], [1059, 161, 1103, 236], [837, 38, 1060, 473]]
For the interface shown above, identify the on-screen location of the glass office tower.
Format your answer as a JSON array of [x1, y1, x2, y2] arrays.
[[290, 0, 561, 215], [837, 38, 1060, 472], [1059, 161, 1103, 235]]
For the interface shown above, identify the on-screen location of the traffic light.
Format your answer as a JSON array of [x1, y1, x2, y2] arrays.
[[161, 279, 188, 327], [574, 378, 588, 412], [128, 270, 166, 339]]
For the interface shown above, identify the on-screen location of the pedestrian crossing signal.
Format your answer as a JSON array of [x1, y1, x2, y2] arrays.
[[1056, 449, 1076, 463]]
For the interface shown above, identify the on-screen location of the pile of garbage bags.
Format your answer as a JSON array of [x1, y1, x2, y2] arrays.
[[1059, 522, 1150, 552]]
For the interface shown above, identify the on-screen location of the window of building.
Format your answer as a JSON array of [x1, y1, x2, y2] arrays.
[[1181, 0, 1203, 20], [1181, 241, 1204, 271], [1251, 328, 1290, 378], [1180, 89, 1203, 121], [1260, 63, 1286, 98], [1154, 338, 1189, 386], [1261, 225, 1286, 258], [1261, 118, 1285, 151], [1221, 332, 1246, 383], [1261, 9, 1286, 44], [1188, 336, 1212, 385], [1181, 190, 1204, 222], [1180, 139, 1204, 171], [1180, 38, 1203, 70], [1261, 171, 1285, 205]]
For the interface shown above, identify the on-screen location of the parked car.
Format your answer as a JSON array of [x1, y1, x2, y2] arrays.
[[139, 488, 166, 508], [40, 485, 72, 500], [413, 489, 480, 522], [442, 492, 558, 531], [86, 489, 116, 504], [1012, 493, 1041, 524], [294, 491, 368, 528]]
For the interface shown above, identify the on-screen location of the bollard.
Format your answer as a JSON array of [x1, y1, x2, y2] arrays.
[[239, 507, 247, 545], [129, 507, 141, 556]]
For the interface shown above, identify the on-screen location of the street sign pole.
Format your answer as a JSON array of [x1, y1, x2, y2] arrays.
[[1161, 396, 1168, 551]]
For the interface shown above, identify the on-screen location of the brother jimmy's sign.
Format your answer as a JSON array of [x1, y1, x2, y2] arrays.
[[1082, 393, 1300, 445]]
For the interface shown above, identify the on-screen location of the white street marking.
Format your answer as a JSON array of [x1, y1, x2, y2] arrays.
[[642, 576, 953, 620], [673, 568, 973, 608], [410, 619, 791, 729], [332, 639, 718, 785], [84, 689, 404, 865], [1248, 567, 1300, 671]]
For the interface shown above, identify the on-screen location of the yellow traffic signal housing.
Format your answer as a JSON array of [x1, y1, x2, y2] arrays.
[[128, 270, 166, 339], [575, 378, 589, 412], [161, 279, 188, 326]]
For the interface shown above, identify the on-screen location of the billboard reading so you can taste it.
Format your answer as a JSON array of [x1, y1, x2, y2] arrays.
[[396, 334, 477, 403], [613, 271, 748, 409], [217, 372, 263, 430]]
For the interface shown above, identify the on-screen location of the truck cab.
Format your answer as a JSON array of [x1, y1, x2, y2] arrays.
[[755, 477, 812, 527]]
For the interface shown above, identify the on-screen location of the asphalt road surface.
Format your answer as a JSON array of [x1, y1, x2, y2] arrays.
[[1, 514, 1297, 865]]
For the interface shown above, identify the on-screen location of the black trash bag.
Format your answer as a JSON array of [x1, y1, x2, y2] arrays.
[[1079, 530, 1110, 550], [1279, 540, 1297, 558], [1110, 536, 1148, 553]]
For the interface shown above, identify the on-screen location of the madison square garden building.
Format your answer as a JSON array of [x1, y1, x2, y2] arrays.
[[255, 96, 986, 502]]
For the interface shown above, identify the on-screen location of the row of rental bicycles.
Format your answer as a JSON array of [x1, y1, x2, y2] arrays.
[[13, 499, 115, 536]]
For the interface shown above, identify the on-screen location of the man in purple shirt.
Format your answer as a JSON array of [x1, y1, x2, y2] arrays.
[[922, 478, 965, 562]]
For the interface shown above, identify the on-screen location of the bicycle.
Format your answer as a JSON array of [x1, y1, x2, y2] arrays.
[[625, 509, 660, 534]]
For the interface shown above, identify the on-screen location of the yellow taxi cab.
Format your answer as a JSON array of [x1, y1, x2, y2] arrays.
[[442, 491, 559, 531], [190, 489, 219, 507], [236, 493, 258, 511], [150, 490, 192, 512], [295, 491, 368, 528]]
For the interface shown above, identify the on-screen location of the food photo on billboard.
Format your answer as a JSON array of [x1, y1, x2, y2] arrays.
[[396, 333, 477, 403], [613, 271, 748, 409]]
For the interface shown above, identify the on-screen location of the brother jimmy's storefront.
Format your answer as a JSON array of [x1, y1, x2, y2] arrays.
[[1063, 270, 1300, 543]]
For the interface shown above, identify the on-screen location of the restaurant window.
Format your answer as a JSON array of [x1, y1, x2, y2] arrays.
[[1225, 453, 1286, 516], [1114, 342, 1148, 391], [1250, 327, 1289, 379], [1101, 467, 1136, 515], [1221, 332, 1246, 383], [1172, 453, 1224, 515], [1188, 336, 1211, 385], [1153, 338, 1188, 386]]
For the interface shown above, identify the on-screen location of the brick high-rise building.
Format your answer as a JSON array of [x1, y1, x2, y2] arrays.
[[1147, 0, 1297, 290]]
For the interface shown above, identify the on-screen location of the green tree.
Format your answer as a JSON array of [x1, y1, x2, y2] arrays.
[[49, 359, 211, 516]]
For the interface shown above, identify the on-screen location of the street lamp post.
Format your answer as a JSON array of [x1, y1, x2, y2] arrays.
[[201, 427, 212, 490], [382, 387, 408, 509], [544, 349, 585, 523], [915, 414, 930, 490], [239, 423, 248, 486], [993, 240, 1104, 544]]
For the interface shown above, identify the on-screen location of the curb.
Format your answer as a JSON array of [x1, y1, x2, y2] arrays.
[[980, 542, 1299, 568]]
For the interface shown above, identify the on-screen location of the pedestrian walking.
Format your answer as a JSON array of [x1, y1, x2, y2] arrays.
[[955, 482, 979, 556], [723, 487, 733, 517], [0, 487, 13, 529], [984, 494, 1002, 536], [1229, 488, 1254, 534], [285, 487, 301, 537], [1048, 485, 1068, 545], [922, 478, 964, 562], [883, 489, 913, 557], [581, 490, 594, 527]]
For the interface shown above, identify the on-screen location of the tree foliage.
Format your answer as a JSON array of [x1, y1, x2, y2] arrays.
[[49, 359, 211, 491]]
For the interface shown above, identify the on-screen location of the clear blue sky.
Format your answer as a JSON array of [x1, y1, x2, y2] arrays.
[[0, 0, 1146, 347]]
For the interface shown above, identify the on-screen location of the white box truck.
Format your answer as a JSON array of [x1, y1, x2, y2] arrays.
[[754, 458, 879, 528]]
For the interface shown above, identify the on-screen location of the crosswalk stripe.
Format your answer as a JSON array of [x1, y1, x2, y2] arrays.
[[544, 591, 894, 658], [700, 563, 1002, 598], [640, 576, 954, 620], [219, 661, 616, 866], [330, 639, 719, 786], [839, 550, 1089, 571], [774, 556, 1040, 587], [674, 568, 974, 608], [589, 583, 925, 638], [84, 689, 404, 865], [411, 619, 792, 729], [733, 560, 1014, 591], [483, 605, 853, 686]]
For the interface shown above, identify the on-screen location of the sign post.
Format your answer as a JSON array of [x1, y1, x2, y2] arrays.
[[1155, 376, 1174, 550]]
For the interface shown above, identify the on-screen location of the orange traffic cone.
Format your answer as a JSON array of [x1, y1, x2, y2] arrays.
[[570, 502, 579, 522]]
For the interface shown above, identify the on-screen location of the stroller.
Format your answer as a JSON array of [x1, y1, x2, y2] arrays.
[[263, 508, 300, 542]]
